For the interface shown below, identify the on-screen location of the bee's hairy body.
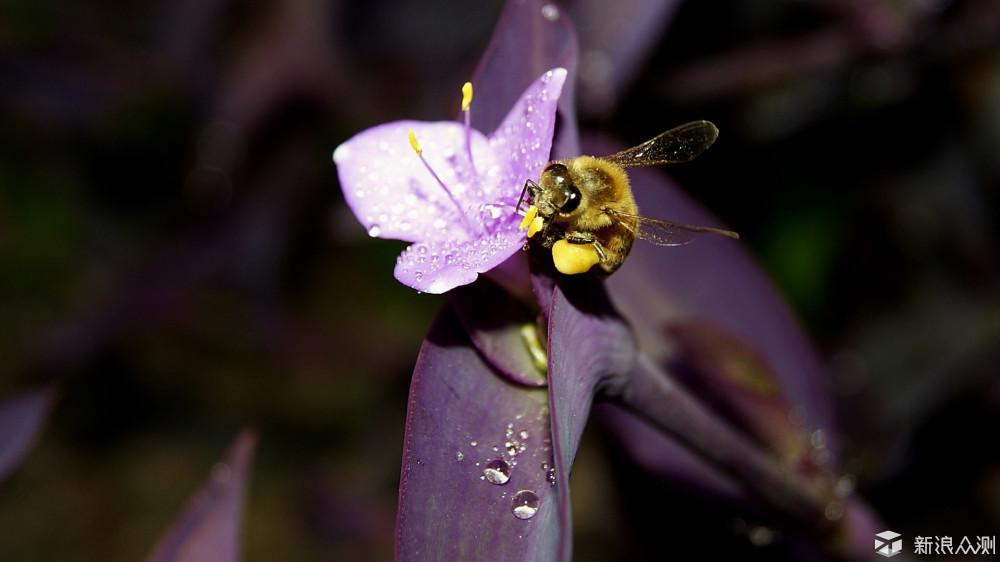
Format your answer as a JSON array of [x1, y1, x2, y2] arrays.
[[532, 156, 638, 274], [517, 120, 738, 276]]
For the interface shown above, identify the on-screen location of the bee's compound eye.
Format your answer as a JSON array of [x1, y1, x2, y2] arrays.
[[560, 185, 581, 213], [551, 240, 600, 274], [543, 164, 581, 213]]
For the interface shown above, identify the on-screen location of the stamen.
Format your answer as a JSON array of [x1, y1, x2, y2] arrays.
[[407, 128, 475, 231], [461, 82, 473, 112], [408, 129, 422, 155], [461, 81, 477, 175]]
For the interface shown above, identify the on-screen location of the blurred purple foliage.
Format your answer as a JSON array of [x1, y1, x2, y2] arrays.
[[1, 0, 999, 560]]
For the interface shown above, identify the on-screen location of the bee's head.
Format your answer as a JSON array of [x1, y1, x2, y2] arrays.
[[538, 163, 581, 215]]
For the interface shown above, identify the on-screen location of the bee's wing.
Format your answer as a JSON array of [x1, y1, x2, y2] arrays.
[[607, 209, 739, 246], [602, 120, 719, 168]]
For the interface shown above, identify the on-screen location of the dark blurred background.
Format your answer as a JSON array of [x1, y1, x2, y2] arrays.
[[1, 0, 998, 559]]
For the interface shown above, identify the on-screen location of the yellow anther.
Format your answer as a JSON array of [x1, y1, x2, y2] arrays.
[[551, 239, 601, 275], [518, 205, 538, 231], [461, 82, 473, 111], [408, 129, 422, 155]]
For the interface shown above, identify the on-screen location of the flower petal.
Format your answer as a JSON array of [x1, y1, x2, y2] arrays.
[[468, 1, 576, 136], [488, 67, 568, 193], [335, 120, 497, 244], [391, 69, 568, 294]]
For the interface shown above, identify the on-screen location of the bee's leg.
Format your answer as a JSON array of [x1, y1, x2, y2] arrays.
[[516, 179, 538, 212], [563, 232, 606, 261]]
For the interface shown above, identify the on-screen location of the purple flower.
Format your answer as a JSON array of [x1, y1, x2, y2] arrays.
[[333, 68, 567, 293]]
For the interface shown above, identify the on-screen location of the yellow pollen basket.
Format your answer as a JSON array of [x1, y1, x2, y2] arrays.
[[551, 240, 601, 275]]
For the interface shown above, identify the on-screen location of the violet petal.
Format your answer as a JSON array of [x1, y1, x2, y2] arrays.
[[0, 385, 56, 485], [396, 306, 564, 559], [145, 429, 258, 562], [335, 69, 566, 294], [335, 120, 496, 245]]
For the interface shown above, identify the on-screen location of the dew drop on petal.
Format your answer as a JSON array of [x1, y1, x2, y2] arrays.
[[483, 459, 511, 485], [456, 451, 464, 462], [511, 490, 540, 519], [541, 4, 559, 21], [368, 225, 381, 237]]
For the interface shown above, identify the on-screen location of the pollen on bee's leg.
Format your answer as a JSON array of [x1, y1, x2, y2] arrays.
[[518, 205, 538, 230], [527, 216, 544, 238], [551, 239, 601, 275]]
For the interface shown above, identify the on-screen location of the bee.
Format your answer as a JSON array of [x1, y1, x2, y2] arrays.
[[517, 120, 739, 275]]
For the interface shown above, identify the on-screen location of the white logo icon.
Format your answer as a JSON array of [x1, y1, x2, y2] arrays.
[[876, 530, 903, 557]]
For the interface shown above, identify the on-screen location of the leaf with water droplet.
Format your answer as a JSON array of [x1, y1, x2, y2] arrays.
[[511, 489, 541, 519], [483, 458, 511, 485], [397, 306, 565, 559]]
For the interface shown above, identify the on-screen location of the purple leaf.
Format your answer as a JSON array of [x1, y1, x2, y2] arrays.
[[565, 0, 685, 117], [469, 0, 578, 139], [146, 429, 258, 562], [594, 132, 837, 448], [545, 278, 636, 558], [396, 306, 564, 560], [450, 280, 548, 387], [334, 68, 567, 293], [0, 385, 56, 485]]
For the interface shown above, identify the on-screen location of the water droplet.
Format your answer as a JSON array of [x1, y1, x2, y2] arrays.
[[541, 4, 559, 20], [210, 462, 231, 483], [414, 271, 423, 282], [368, 225, 381, 237], [456, 451, 464, 462], [810, 429, 826, 448], [511, 490, 539, 519], [518, 430, 529, 440], [824, 500, 844, 521], [470, 441, 478, 447], [748, 525, 774, 546], [484, 459, 511, 485], [836, 474, 856, 496]]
